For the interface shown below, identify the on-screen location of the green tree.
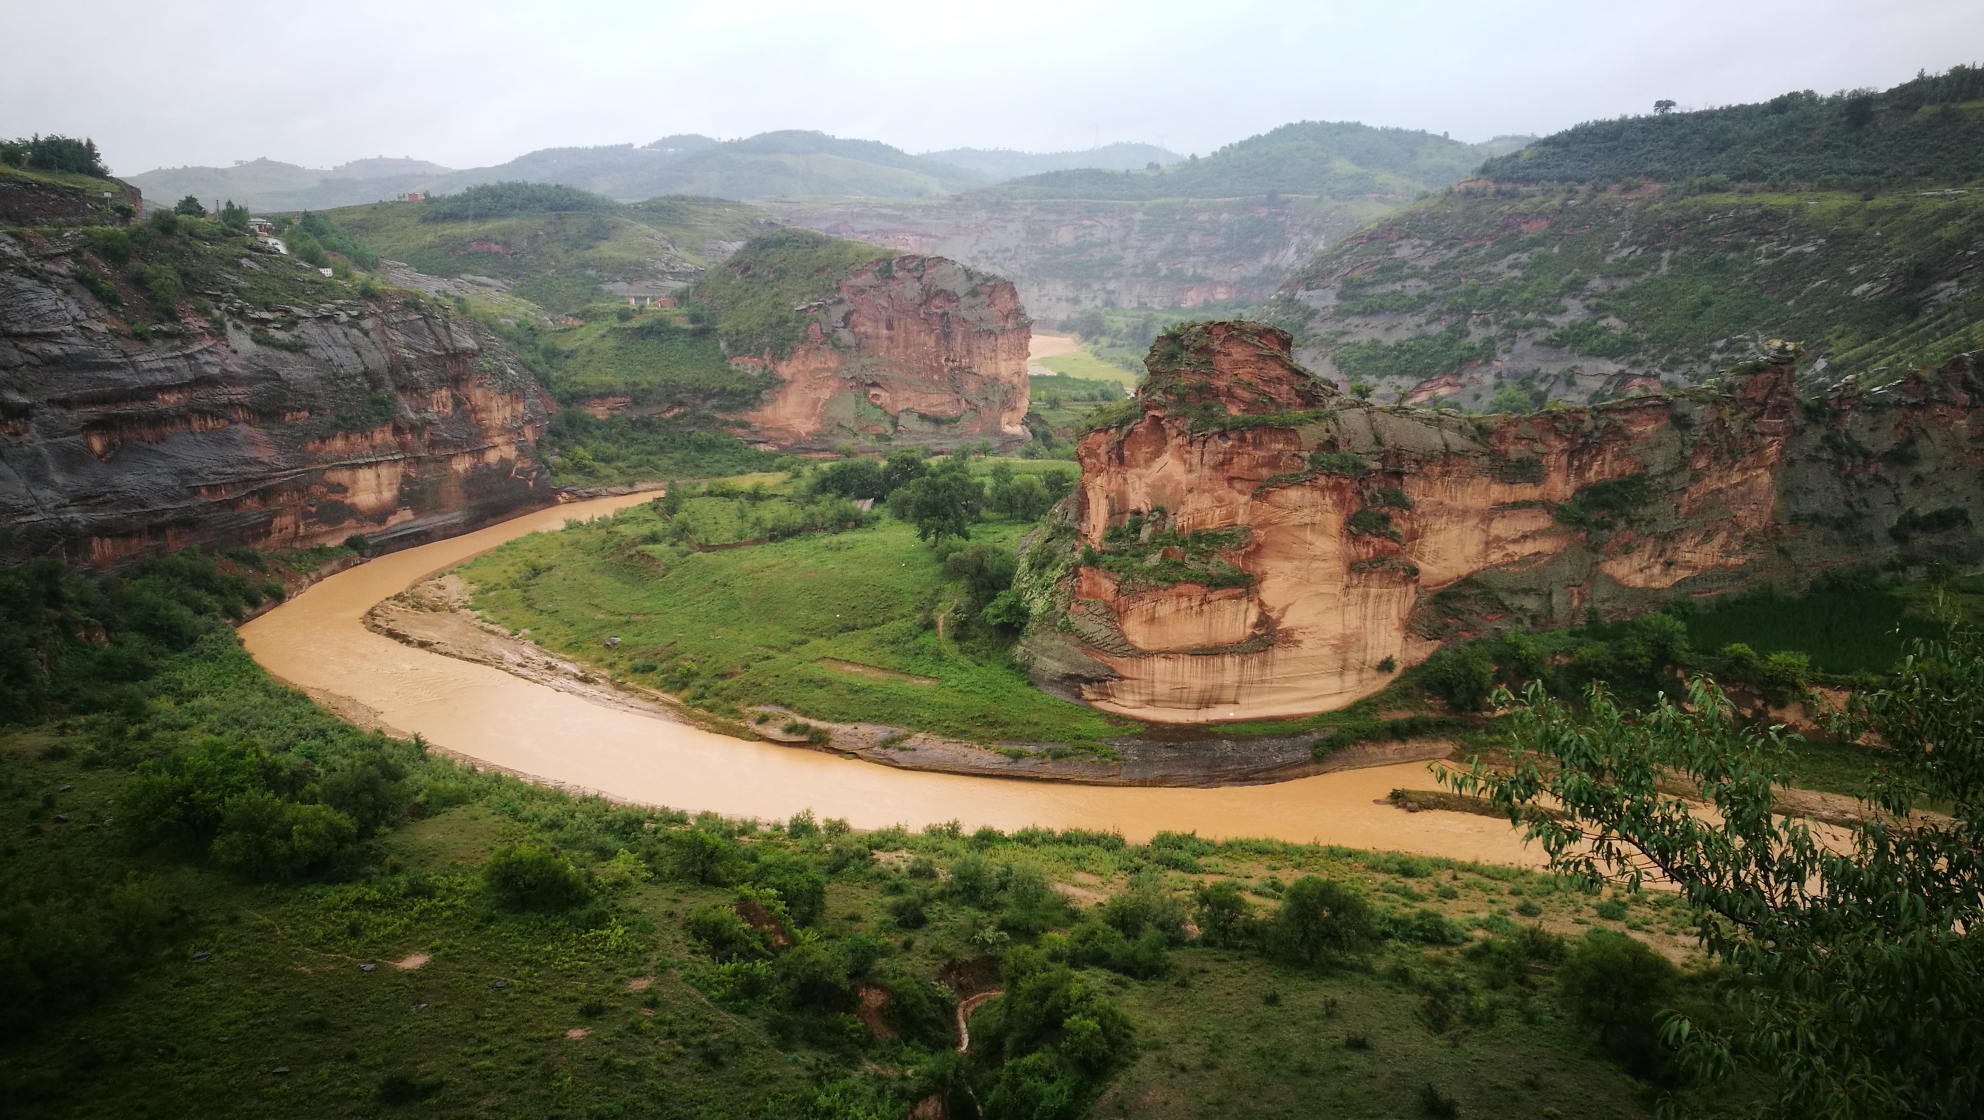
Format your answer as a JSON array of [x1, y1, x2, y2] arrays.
[[886, 458, 982, 543], [15, 134, 107, 176], [1556, 930, 1679, 1076], [1443, 625, 1984, 1117], [218, 200, 250, 231], [1267, 876, 1375, 964], [173, 195, 206, 218], [944, 542, 1017, 607], [973, 947, 1138, 1120]]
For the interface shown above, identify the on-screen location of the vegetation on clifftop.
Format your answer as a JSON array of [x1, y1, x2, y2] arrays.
[[1479, 64, 1984, 189]]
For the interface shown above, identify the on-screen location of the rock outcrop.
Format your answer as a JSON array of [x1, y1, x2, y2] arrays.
[[0, 230, 553, 565], [737, 255, 1029, 450], [1022, 321, 1983, 722]]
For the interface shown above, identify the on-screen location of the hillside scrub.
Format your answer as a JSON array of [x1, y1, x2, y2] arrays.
[[1478, 65, 1984, 189], [683, 227, 892, 359]]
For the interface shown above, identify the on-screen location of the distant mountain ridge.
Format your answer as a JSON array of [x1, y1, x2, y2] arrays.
[[972, 122, 1533, 201], [917, 143, 1183, 179]]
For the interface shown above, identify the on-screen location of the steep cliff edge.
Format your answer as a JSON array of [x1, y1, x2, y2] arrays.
[[0, 227, 552, 565], [1021, 321, 1983, 722], [667, 229, 1029, 451], [731, 254, 1030, 449]]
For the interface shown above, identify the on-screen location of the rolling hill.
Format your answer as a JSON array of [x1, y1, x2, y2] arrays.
[[771, 122, 1533, 320], [1265, 65, 1984, 409], [127, 132, 999, 211], [970, 121, 1532, 202]]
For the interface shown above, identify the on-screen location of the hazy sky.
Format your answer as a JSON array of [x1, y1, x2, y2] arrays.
[[5, 0, 1978, 175]]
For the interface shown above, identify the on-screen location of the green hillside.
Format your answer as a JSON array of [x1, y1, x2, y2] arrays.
[[973, 122, 1531, 202], [1479, 65, 1984, 189], [683, 226, 892, 358], [321, 183, 771, 317], [1267, 73, 1984, 407]]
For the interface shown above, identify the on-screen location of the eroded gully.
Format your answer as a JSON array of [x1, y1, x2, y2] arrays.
[[241, 494, 1542, 862]]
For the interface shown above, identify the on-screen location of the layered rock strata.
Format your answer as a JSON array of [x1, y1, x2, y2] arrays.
[[1021, 321, 1983, 722], [0, 231, 552, 564], [737, 255, 1029, 449]]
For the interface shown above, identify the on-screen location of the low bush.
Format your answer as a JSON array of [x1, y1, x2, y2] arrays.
[[481, 843, 590, 912]]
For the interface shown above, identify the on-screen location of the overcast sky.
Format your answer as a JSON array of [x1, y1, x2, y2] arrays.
[[5, 0, 1978, 175]]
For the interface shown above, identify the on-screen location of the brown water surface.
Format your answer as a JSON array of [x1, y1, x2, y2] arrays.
[[242, 496, 1539, 862]]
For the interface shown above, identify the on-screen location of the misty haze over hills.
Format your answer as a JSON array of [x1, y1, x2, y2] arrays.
[[126, 132, 1195, 212]]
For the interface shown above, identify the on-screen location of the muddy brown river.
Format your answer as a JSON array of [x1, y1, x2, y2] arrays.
[[242, 495, 1541, 862]]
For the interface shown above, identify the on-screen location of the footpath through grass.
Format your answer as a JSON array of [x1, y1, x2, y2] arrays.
[[457, 477, 1127, 749]]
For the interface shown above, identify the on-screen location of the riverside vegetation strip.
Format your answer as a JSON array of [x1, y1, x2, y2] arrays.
[[1, 550, 1708, 1120]]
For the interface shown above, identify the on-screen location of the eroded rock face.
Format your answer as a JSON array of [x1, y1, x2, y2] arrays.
[[1027, 321, 1983, 722], [738, 255, 1029, 450], [0, 232, 552, 565]]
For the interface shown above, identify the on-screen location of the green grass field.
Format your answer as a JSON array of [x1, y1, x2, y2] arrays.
[[457, 469, 1125, 748], [1037, 351, 1141, 389]]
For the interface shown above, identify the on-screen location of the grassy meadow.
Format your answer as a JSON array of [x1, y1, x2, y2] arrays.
[[456, 461, 1126, 748]]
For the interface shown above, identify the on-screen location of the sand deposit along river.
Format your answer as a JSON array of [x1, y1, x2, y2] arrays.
[[243, 496, 1540, 863]]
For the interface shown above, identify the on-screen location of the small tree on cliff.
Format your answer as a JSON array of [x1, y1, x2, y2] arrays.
[[1442, 623, 1984, 1115]]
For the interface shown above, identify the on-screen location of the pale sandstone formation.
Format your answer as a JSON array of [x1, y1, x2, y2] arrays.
[[0, 230, 552, 564], [737, 256, 1029, 449], [1021, 321, 1983, 723]]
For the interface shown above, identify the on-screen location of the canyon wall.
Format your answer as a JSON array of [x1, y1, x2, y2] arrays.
[[765, 197, 1381, 322], [738, 255, 1030, 450], [1020, 321, 1983, 722], [0, 230, 553, 565]]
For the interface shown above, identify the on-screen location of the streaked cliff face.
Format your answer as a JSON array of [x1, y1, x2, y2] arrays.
[[739, 255, 1030, 450], [0, 230, 552, 565], [1030, 322, 1982, 723]]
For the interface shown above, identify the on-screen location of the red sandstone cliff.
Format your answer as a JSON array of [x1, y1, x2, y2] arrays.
[[739, 256, 1029, 450], [1020, 322, 1982, 722], [0, 229, 553, 565]]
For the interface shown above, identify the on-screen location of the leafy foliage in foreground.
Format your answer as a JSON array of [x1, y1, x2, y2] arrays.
[[1445, 622, 1984, 1117]]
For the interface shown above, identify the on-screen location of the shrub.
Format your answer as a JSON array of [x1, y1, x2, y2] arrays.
[[670, 826, 742, 885], [1099, 874, 1190, 942], [685, 905, 770, 961], [751, 852, 827, 926], [1267, 876, 1375, 964], [481, 844, 590, 912], [945, 542, 1018, 607], [1193, 880, 1255, 947], [1419, 645, 1495, 711], [1346, 508, 1401, 540], [1557, 930, 1678, 1075], [1310, 449, 1370, 474], [209, 793, 357, 880], [973, 948, 1138, 1120], [89, 227, 132, 264], [127, 262, 184, 316]]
